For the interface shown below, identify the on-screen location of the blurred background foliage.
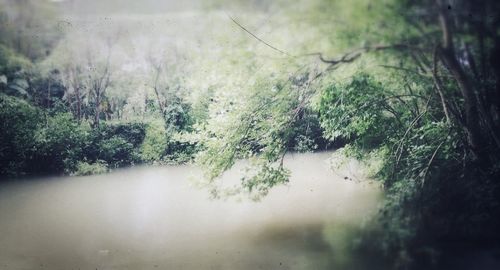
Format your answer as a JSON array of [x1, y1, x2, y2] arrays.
[[1, 0, 500, 268]]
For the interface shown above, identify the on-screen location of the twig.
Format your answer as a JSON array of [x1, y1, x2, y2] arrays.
[[225, 11, 291, 57], [302, 44, 412, 66], [392, 96, 432, 180], [421, 140, 446, 187], [432, 46, 451, 123]]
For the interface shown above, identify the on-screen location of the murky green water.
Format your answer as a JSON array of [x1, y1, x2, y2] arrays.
[[0, 152, 381, 270]]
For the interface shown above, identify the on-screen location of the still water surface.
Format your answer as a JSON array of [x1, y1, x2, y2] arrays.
[[0, 152, 381, 270]]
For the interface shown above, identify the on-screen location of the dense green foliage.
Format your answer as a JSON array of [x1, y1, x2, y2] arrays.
[[0, 94, 40, 175], [0, 91, 197, 177], [318, 74, 391, 147], [1, 0, 500, 268], [192, 0, 500, 268], [195, 73, 327, 198]]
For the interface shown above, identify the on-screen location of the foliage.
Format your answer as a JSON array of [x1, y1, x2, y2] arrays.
[[163, 132, 198, 164], [317, 73, 392, 148], [32, 113, 88, 174], [73, 160, 108, 176], [84, 122, 146, 168], [140, 119, 168, 162], [97, 136, 136, 168], [162, 95, 194, 133], [315, 68, 500, 267], [0, 45, 32, 77], [289, 108, 327, 152], [1, 1, 500, 268], [0, 0, 61, 60], [0, 95, 87, 177], [195, 71, 326, 198], [240, 162, 290, 200], [0, 94, 40, 176], [0, 45, 33, 97]]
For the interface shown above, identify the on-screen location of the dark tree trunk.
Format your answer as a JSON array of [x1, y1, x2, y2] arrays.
[[94, 91, 101, 128], [436, 0, 487, 161], [76, 88, 82, 121]]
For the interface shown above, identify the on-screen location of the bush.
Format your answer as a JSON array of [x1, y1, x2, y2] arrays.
[[317, 72, 500, 268], [31, 113, 88, 174], [140, 119, 198, 164], [84, 122, 146, 168], [140, 119, 168, 162], [162, 96, 194, 132], [0, 94, 40, 177], [164, 134, 197, 163], [0, 95, 91, 177], [317, 73, 392, 149], [0, 45, 33, 98], [109, 122, 147, 147], [0, 93, 198, 177], [288, 109, 329, 152], [97, 136, 137, 168], [73, 160, 108, 176]]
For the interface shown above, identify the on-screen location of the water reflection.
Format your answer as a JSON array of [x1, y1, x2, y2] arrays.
[[0, 152, 381, 270]]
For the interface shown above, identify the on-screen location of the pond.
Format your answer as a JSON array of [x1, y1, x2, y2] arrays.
[[0, 151, 382, 270]]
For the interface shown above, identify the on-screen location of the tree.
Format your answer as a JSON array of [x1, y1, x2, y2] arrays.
[[145, 46, 191, 132], [45, 29, 119, 126], [0, 0, 61, 60], [85, 43, 113, 128], [193, 0, 500, 266]]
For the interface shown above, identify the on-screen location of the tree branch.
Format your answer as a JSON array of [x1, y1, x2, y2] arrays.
[[226, 12, 291, 57], [304, 44, 414, 70], [432, 46, 451, 123]]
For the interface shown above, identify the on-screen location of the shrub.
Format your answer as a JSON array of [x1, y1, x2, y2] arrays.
[[288, 109, 328, 152], [73, 160, 108, 176], [164, 134, 197, 163], [0, 94, 40, 177], [317, 73, 392, 149], [31, 113, 88, 174], [140, 119, 168, 162], [84, 122, 146, 168], [0, 45, 34, 98], [109, 122, 147, 147], [97, 136, 137, 168]]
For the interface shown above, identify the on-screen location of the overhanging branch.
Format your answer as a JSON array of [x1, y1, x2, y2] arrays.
[[304, 44, 413, 67]]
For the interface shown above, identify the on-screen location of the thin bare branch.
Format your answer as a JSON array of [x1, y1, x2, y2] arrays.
[[225, 11, 291, 57], [432, 46, 451, 123]]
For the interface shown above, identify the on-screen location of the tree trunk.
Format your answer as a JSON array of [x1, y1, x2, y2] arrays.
[[436, 0, 486, 161], [94, 91, 100, 128], [153, 87, 165, 117], [47, 79, 51, 109], [75, 87, 81, 121]]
